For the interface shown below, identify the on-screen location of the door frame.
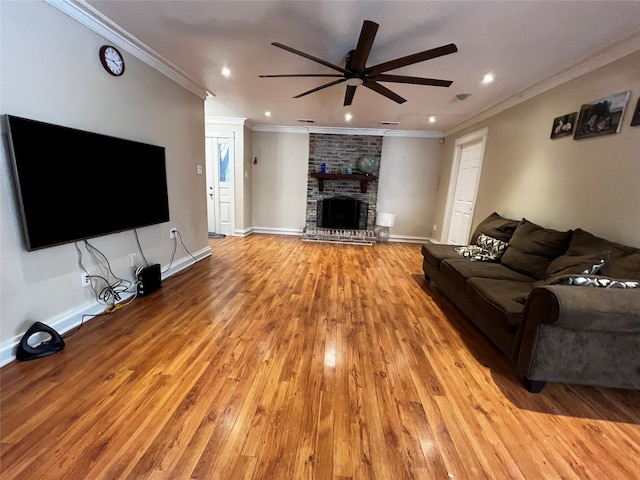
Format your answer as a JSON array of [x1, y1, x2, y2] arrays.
[[441, 127, 488, 243], [205, 132, 235, 236]]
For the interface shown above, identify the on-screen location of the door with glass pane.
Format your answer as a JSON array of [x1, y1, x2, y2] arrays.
[[205, 133, 234, 236]]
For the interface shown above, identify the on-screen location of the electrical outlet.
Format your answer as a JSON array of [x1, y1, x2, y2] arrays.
[[433, 224, 438, 232], [169, 227, 177, 239], [81, 272, 90, 288], [129, 253, 137, 267]]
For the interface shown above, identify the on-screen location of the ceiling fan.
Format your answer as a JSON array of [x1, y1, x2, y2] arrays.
[[259, 20, 457, 106]]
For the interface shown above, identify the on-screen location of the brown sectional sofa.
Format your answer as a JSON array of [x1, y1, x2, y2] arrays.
[[422, 213, 640, 392]]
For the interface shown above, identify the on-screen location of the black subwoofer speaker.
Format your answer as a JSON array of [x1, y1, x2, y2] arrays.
[[137, 263, 162, 296]]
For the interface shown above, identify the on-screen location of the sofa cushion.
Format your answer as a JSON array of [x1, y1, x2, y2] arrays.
[[421, 243, 461, 269], [606, 253, 640, 280], [470, 212, 520, 244], [546, 254, 605, 277], [564, 229, 640, 280], [500, 219, 572, 280], [441, 258, 535, 291], [467, 278, 534, 327]]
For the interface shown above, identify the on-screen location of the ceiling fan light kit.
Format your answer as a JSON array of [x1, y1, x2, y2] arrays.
[[260, 20, 457, 107]]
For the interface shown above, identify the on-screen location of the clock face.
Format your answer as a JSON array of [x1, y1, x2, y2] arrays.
[[99, 45, 125, 76]]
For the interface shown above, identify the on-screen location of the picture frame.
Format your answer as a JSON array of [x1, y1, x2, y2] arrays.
[[573, 90, 630, 139], [630, 97, 640, 127], [550, 112, 577, 139]]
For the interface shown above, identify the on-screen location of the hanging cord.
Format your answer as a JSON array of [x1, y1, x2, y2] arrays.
[[133, 228, 150, 267], [162, 229, 197, 276], [84, 240, 134, 294], [66, 241, 139, 338]]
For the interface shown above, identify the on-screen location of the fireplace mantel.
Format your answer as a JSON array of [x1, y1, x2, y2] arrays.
[[309, 172, 378, 193]]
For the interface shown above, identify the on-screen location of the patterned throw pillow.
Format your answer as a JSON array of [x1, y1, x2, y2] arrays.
[[476, 233, 509, 260], [455, 234, 509, 262], [455, 245, 497, 262], [582, 259, 605, 275], [547, 274, 639, 289]]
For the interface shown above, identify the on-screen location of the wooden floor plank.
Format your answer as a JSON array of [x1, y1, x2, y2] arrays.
[[1, 235, 639, 479]]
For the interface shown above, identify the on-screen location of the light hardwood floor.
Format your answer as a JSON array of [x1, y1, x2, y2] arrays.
[[1, 234, 639, 479]]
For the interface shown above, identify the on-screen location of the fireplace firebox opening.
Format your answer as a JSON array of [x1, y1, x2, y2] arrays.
[[318, 196, 368, 230]]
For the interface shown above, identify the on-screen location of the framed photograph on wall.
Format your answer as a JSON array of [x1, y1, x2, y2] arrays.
[[550, 112, 577, 139], [630, 97, 640, 126], [573, 90, 630, 139]]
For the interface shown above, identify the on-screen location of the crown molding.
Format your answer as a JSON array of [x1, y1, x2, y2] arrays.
[[308, 126, 387, 136], [205, 116, 248, 126], [46, 0, 207, 100], [252, 125, 309, 134], [444, 32, 640, 137], [251, 124, 445, 137], [384, 130, 444, 138]]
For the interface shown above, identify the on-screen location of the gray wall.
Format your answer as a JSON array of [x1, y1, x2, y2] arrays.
[[0, 2, 208, 359], [252, 131, 309, 233], [434, 51, 640, 247], [378, 136, 442, 239]]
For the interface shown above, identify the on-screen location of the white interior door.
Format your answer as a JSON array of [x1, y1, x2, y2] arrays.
[[444, 128, 488, 245], [205, 133, 234, 236]]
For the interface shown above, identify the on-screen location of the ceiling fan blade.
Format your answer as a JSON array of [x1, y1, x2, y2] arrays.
[[272, 42, 347, 74], [293, 78, 346, 98], [349, 20, 379, 72], [344, 85, 357, 106], [373, 74, 453, 87], [364, 81, 406, 104], [366, 43, 458, 75], [260, 74, 344, 78]]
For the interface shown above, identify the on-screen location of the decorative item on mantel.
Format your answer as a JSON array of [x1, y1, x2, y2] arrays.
[[375, 212, 395, 243], [357, 154, 380, 174]]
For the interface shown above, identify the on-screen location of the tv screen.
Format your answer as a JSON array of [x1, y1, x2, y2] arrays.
[[5, 115, 170, 250]]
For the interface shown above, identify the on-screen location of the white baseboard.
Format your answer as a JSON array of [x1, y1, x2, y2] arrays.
[[0, 246, 211, 368], [252, 227, 303, 236], [161, 246, 211, 278], [233, 227, 254, 237], [389, 235, 438, 244]]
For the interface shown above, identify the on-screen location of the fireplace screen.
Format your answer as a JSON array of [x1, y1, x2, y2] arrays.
[[318, 196, 368, 230]]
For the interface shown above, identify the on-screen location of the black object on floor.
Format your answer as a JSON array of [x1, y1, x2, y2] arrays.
[[17, 321, 65, 361], [137, 263, 162, 296], [208, 232, 225, 239]]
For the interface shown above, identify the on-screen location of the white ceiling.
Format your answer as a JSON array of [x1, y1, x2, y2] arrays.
[[85, 0, 640, 133]]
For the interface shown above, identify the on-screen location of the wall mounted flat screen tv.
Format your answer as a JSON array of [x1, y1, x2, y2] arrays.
[[5, 115, 170, 251]]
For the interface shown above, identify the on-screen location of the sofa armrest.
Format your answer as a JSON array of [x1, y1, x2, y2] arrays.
[[528, 285, 640, 332], [515, 285, 640, 390]]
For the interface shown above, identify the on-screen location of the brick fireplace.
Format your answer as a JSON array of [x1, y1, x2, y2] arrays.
[[303, 133, 382, 244]]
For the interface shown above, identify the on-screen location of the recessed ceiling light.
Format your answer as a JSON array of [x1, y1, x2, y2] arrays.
[[345, 113, 353, 121], [429, 116, 436, 123], [265, 111, 271, 117], [221, 67, 231, 77], [482, 73, 494, 84]]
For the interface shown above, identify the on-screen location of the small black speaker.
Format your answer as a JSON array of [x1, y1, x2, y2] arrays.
[[137, 263, 162, 296], [16, 321, 65, 361]]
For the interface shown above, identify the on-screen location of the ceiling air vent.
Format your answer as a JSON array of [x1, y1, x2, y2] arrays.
[[297, 119, 315, 123], [381, 121, 400, 126]]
